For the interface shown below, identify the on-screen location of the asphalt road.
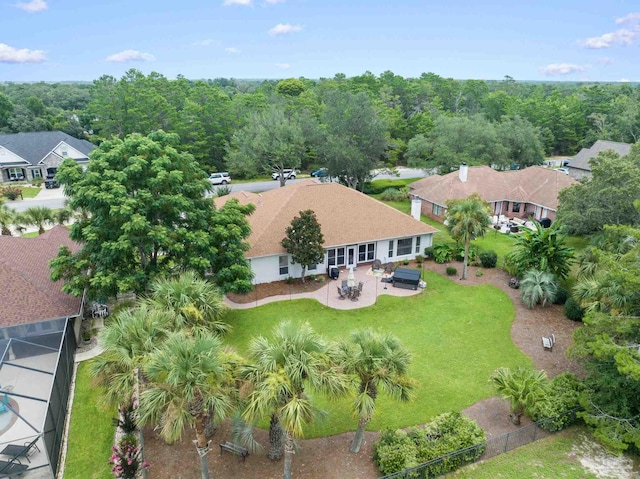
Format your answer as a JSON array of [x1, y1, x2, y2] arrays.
[[6, 168, 429, 212]]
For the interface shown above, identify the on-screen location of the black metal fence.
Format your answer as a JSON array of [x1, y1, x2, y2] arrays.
[[378, 408, 581, 479]]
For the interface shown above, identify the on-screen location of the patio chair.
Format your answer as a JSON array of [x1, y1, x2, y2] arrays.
[[0, 437, 40, 463], [341, 279, 348, 289], [0, 458, 28, 476], [350, 289, 360, 302], [337, 286, 347, 300], [357, 281, 363, 292], [542, 336, 553, 351], [372, 259, 382, 270]]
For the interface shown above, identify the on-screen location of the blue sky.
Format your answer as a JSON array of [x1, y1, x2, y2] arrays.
[[1, 0, 639, 82]]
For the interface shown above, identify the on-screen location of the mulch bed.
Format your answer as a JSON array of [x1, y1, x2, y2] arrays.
[[226, 276, 328, 304], [144, 260, 584, 479]]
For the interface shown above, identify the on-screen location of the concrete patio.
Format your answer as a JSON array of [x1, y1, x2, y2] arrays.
[[225, 266, 425, 310]]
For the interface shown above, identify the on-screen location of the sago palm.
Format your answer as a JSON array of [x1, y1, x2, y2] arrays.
[[89, 303, 172, 408], [242, 321, 349, 479], [20, 206, 54, 235], [520, 269, 558, 308], [337, 328, 415, 453], [445, 193, 491, 279], [138, 331, 237, 479], [490, 367, 548, 425], [145, 271, 230, 334]]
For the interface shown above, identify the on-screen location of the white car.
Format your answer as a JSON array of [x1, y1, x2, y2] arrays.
[[556, 167, 569, 175], [272, 169, 297, 180], [209, 172, 231, 185]]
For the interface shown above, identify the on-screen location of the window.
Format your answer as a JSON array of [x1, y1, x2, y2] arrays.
[[432, 204, 443, 216], [308, 263, 317, 271], [388, 240, 394, 258], [31, 169, 43, 179], [8, 168, 23, 180], [397, 238, 412, 256], [512, 202, 521, 213], [415, 236, 421, 254], [327, 247, 345, 266], [279, 256, 289, 275], [358, 243, 375, 262]]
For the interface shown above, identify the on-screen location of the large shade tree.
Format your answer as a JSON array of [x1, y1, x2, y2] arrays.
[[50, 130, 255, 299], [445, 193, 491, 280], [242, 321, 349, 479], [337, 328, 415, 453], [138, 331, 239, 479]]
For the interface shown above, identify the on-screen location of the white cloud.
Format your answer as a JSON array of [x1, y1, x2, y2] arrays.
[[582, 28, 638, 48], [268, 23, 302, 36], [274, 63, 290, 69], [616, 12, 640, 24], [0, 43, 46, 63], [106, 49, 155, 63], [265, 0, 286, 3], [223, 0, 252, 5], [225, 47, 240, 53], [597, 56, 614, 64], [539, 63, 588, 76], [15, 0, 47, 12], [619, 78, 630, 82]]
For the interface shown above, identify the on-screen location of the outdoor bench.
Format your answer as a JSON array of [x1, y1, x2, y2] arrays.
[[219, 442, 249, 461]]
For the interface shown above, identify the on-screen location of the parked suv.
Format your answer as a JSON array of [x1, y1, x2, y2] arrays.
[[272, 169, 297, 180], [44, 175, 59, 189], [208, 172, 231, 185]]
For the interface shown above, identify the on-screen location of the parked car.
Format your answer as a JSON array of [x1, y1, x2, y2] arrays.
[[556, 167, 569, 175], [272, 169, 297, 180], [44, 176, 59, 189], [208, 172, 231, 185], [310, 168, 328, 178]]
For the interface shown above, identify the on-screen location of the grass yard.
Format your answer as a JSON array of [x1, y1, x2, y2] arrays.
[[64, 361, 114, 479], [20, 187, 41, 198], [224, 271, 531, 437], [447, 426, 635, 479]]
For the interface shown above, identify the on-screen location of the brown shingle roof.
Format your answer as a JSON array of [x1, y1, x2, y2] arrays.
[[0, 226, 82, 327], [410, 166, 576, 211], [215, 180, 438, 258]]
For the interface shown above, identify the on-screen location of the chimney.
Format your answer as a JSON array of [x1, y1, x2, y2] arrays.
[[411, 197, 422, 221], [459, 163, 468, 183]]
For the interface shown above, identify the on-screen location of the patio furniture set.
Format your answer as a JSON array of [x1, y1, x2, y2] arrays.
[[337, 280, 363, 301], [0, 436, 40, 477]]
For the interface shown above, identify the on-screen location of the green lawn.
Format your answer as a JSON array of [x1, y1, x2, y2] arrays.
[[20, 187, 41, 198], [64, 361, 115, 479], [448, 426, 614, 479], [224, 271, 530, 437]]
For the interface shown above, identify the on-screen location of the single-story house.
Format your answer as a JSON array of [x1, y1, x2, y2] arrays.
[[0, 131, 95, 184], [410, 164, 576, 222], [214, 179, 438, 284], [568, 140, 632, 180], [0, 225, 84, 478]]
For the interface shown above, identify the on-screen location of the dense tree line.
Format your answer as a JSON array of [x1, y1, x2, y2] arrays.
[[3, 72, 640, 178]]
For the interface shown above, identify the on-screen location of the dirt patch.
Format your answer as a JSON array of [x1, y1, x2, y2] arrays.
[[571, 433, 636, 479], [226, 276, 327, 304], [145, 260, 584, 479]]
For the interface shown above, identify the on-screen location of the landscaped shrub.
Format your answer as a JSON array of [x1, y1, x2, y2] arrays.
[[380, 187, 409, 202], [432, 243, 454, 264], [553, 286, 569, 305], [1, 186, 22, 200], [403, 259, 410, 265], [423, 246, 434, 260], [415, 254, 424, 265], [446, 267, 457, 276], [476, 268, 483, 277], [31, 177, 43, 187], [113, 403, 137, 434], [215, 185, 232, 197], [530, 373, 583, 432], [455, 244, 478, 263], [364, 179, 414, 195], [564, 297, 585, 321], [109, 439, 149, 479], [374, 413, 485, 476], [479, 250, 498, 268]]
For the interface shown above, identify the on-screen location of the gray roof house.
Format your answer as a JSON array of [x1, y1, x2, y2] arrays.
[[0, 131, 95, 184], [569, 140, 632, 180]]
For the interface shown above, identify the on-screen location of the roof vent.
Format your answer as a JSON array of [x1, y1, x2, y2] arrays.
[[459, 163, 468, 183]]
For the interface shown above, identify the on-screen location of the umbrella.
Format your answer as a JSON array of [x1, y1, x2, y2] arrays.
[[347, 267, 356, 288]]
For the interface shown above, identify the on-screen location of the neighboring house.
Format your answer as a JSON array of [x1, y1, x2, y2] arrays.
[[0, 225, 84, 330], [569, 140, 632, 180], [0, 131, 95, 184], [214, 180, 438, 284], [410, 164, 576, 222]]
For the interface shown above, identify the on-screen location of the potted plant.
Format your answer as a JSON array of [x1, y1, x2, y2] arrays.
[[82, 329, 92, 345]]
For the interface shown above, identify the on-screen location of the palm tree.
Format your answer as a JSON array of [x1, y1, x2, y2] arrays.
[[20, 206, 54, 235], [138, 331, 237, 479], [445, 193, 491, 279], [0, 203, 15, 236], [490, 367, 548, 425], [145, 271, 230, 335], [53, 206, 73, 226], [337, 328, 415, 453], [89, 303, 172, 408], [520, 269, 558, 308], [505, 221, 574, 280], [242, 321, 349, 479]]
